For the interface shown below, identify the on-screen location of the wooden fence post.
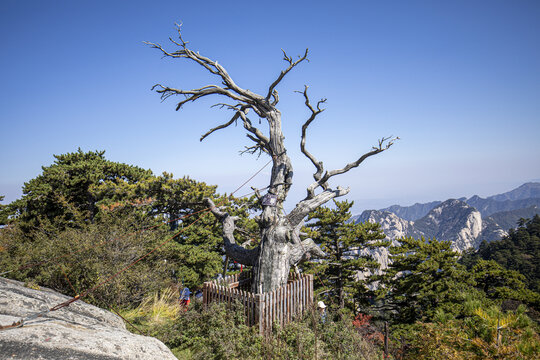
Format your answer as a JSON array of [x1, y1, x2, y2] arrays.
[[256, 293, 264, 335]]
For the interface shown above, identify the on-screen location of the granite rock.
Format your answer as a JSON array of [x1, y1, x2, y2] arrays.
[[0, 277, 176, 360]]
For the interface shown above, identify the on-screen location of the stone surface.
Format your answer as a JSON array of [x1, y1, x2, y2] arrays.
[[0, 277, 176, 360]]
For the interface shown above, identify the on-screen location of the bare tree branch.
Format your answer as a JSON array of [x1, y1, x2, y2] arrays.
[[150, 83, 250, 110], [266, 49, 309, 101], [200, 114, 239, 142], [237, 111, 270, 150], [286, 187, 349, 227], [302, 136, 398, 199], [206, 199, 259, 266], [199, 104, 245, 141], [297, 85, 327, 197], [271, 90, 279, 106], [324, 136, 398, 180], [289, 238, 326, 265], [146, 24, 265, 111], [251, 186, 262, 201]]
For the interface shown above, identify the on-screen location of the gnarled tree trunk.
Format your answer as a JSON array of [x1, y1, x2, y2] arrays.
[[148, 25, 396, 293]]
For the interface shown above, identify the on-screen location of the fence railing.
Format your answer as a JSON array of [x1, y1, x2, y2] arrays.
[[203, 272, 314, 333]]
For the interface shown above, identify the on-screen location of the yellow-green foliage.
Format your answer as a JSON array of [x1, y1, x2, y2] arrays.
[[123, 287, 181, 326], [405, 305, 540, 359]]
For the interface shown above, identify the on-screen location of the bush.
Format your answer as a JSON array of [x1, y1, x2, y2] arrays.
[[119, 299, 383, 359], [0, 209, 176, 308]]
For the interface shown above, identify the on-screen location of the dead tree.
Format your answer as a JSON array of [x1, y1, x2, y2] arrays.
[[146, 25, 396, 293]]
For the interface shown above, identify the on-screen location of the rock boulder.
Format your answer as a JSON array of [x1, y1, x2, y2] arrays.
[[0, 277, 176, 360]]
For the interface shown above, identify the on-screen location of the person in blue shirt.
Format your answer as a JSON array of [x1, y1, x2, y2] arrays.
[[179, 287, 191, 311]]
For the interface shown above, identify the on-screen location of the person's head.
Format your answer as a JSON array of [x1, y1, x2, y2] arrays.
[[317, 301, 326, 311]]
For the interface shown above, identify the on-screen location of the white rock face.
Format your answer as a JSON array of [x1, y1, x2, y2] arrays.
[[358, 210, 418, 241], [0, 277, 176, 360], [454, 210, 483, 251]]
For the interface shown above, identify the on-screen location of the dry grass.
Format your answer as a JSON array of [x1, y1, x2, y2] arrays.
[[123, 286, 180, 325]]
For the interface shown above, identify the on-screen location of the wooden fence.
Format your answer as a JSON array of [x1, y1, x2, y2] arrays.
[[203, 272, 314, 333]]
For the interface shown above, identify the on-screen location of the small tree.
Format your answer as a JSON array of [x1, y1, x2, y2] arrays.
[[147, 25, 396, 293], [5, 149, 152, 232], [379, 237, 473, 324], [306, 200, 386, 309]]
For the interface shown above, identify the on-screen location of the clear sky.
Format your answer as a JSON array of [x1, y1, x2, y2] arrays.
[[1, 0, 539, 213]]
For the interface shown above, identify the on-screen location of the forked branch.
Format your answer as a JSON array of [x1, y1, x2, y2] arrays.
[[145, 24, 264, 112], [324, 136, 398, 180], [286, 136, 398, 227], [298, 85, 327, 196], [266, 49, 309, 101], [206, 199, 259, 266]]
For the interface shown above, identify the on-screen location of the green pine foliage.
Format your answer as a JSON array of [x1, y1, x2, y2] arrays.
[[378, 236, 474, 324], [402, 303, 540, 359], [0, 195, 7, 225], [470, 215, 540, 293], [4, 149, 153, 232], [471, 259, 540, 308], [304, 200, 387, 310]]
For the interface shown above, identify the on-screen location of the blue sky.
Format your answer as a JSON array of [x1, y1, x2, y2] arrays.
[[1, 0, 539, 213]]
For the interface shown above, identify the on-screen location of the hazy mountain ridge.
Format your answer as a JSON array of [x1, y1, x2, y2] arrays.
[[466, 196, 540, 217], [489, 182, 540, 202], [380, 201, 442, 221], [379, 182, 540, 221]]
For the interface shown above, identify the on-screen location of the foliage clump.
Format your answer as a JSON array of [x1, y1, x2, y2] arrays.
[[121, 300, 382, 360]]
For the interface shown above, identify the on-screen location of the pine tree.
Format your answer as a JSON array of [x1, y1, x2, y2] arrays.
[[305, 200, 387, 310], [5, 148, 152, 232], [379, 237, 473, 324]]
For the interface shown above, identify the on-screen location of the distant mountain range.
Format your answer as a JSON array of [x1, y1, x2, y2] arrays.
[[352, 182, 540, 254], [377, 182, 540, 221]]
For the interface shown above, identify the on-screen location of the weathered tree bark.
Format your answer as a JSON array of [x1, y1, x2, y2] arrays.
[[147, 25, 396, 293]]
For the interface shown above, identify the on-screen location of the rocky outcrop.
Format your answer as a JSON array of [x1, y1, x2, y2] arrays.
[[356, 210, 421, 240], [414, 199, 484, 250], [0, 277, 176, 360], [360, 199, 508, 252]]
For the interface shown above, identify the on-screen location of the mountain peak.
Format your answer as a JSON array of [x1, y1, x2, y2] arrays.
[[489, 182, 540, 202]]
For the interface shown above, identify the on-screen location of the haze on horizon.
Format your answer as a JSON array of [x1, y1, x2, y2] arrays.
[[1, 0, 539, 214]]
